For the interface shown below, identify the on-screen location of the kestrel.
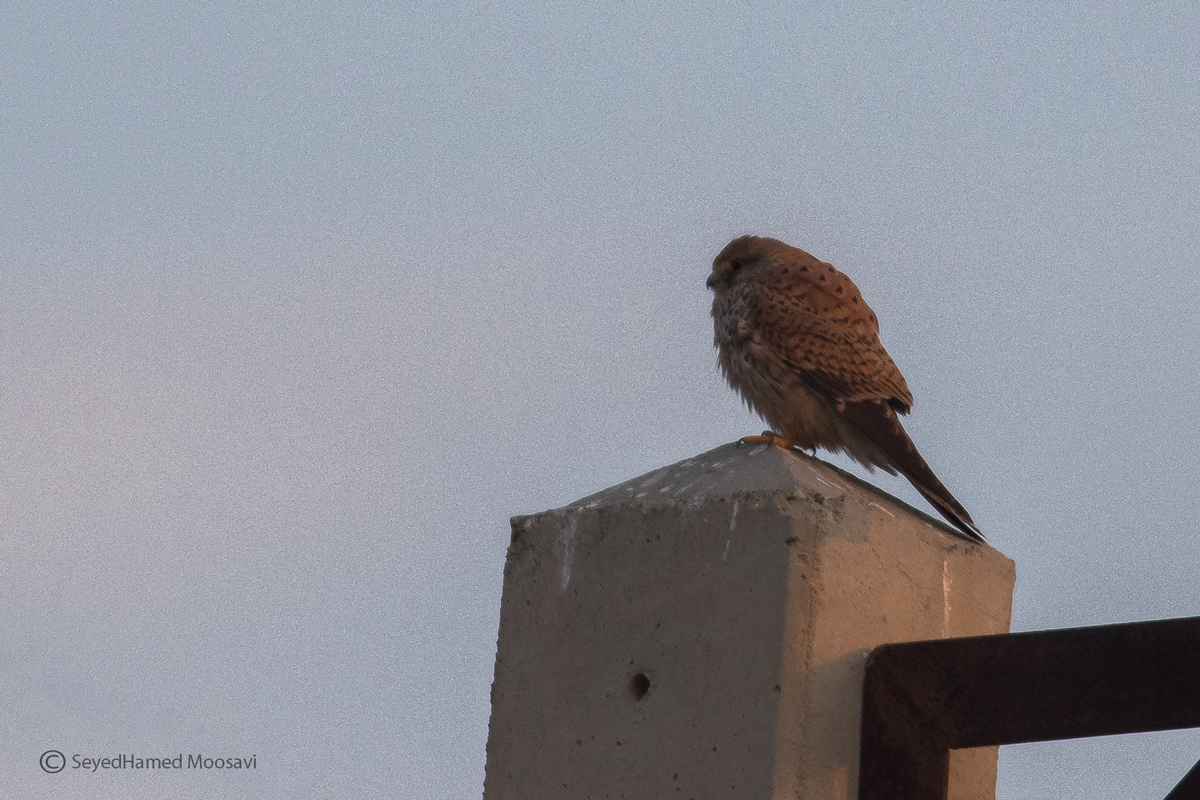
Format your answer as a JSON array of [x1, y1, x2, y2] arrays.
[[707, 234, 983, 543]]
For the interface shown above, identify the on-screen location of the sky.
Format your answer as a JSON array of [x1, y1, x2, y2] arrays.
[[3, 1, 1200, 797]]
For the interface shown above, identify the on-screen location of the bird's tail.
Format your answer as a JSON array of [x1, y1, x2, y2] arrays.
[[838, 400, 985, 543]]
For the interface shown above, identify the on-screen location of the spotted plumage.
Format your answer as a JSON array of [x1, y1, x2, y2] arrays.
[[707, 234, 983, 543]]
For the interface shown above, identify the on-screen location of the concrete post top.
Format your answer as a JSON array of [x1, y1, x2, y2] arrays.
[[490, 442, 1015, 800], [520, 441, 997, 554]]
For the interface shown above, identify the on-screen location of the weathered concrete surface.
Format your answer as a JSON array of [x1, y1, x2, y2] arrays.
[[483, 442, 1015, 800]]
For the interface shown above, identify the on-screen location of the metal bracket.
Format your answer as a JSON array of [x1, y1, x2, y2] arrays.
[[858, 616, 1200, 799]]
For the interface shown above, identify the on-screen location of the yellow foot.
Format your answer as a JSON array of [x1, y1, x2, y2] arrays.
[[739, 431, 794, 449]]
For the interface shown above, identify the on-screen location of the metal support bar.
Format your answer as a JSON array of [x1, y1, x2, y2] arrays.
[[859, 616, 1200, 800], [1164, 758, 1200, 800]]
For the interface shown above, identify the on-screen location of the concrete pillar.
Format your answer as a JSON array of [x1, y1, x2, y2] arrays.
[[483, 442, 1015, 800]]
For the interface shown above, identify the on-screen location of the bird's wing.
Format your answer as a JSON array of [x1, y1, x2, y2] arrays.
[[748, 257, 914, 412], [747, 255, 982, 542]]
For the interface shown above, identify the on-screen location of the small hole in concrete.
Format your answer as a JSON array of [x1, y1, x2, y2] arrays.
[[629, 672, 651, 700]]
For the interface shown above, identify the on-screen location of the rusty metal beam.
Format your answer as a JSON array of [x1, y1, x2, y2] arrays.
[[1165, 758, 1200, 800], [858, 616, 1200, 800]]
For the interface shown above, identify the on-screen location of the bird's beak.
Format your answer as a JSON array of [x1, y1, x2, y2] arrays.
[[705, 272, 717, 289]]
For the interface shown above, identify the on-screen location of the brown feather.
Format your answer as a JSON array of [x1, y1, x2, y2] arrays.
[[747, 251, 914, 411], [835, 399, 983, 542]]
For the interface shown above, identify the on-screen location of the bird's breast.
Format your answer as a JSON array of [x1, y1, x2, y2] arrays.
[[711, 285, 844, 451]]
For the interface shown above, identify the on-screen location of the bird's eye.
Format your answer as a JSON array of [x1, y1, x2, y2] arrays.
[[729, 259, 744, 271]]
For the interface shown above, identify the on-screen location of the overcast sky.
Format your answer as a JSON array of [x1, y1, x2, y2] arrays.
[[4, 2, 1200, 798]]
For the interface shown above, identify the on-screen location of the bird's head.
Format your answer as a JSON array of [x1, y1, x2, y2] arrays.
[[706, 234, 783, 290]]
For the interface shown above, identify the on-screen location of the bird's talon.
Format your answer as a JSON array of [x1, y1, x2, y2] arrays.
[[739, 431, 794, 449]]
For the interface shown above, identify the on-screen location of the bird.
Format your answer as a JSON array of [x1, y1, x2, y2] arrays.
[[707, 234, 983, 543]]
